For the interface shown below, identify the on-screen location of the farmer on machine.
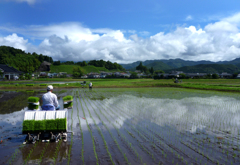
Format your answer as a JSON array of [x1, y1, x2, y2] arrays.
[[41, 85, 60, 110]]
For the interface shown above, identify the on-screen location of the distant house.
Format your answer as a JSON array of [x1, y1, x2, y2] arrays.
[[186, 73, 207, 78], [48, 72, 58, 78], [114, 72, 121, 77], [59, 72, 67, 76], [81, 75, 88, 79], [40, 72, 47, 76], [122, 73, 131, 78], [219, 72, 232, 78], [88, 72, 100, 78], [36, 61, 51, 72], [135, 70, 141, 73], [0, 64, 23, 80], [237, 74, 240, 79], [159, 71, 184, 78]]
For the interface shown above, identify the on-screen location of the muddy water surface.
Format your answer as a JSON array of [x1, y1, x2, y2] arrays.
[[1, 88, 240, 165]]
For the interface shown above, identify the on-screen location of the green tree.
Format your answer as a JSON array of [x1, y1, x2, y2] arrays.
[[72, 67, 83, 78], [136, 62, 148, 73], [179, 73, 186, 79], [149, 67, 154, 74], [212, 73, 219, 79], [0, 70, 3, 78], [130, 72, 138, 79], [206, 74, 212, 79], [154, 70, 165, 74], [53, 61, 61, 65], [233, 72, 238, 78]]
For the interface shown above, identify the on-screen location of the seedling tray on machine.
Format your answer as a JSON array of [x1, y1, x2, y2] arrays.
[[63, 95, 73, 109], [22, 110, 68, 134]]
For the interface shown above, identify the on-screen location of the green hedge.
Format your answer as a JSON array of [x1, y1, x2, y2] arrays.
[[22, 118, 67, 133], [39, 84, 47, 86], [26, 84, 34, 86]]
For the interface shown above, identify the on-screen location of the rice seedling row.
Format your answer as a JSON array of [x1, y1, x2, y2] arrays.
[[90, 91, 177, 164], [80, 90, 116, 165], [67, 92, 74, 165], [82, 90, 144, 164], [91, 91, 210, 164], [95, 93, 189, 164], [52, 139, 63, 164], [81, 90, 136, 165], [77, 91, 99, 165], [37, 142, 50, 165], [75, 91, 85, 164], [95, 89, 238, 164], [4, 88, 240, 164], [8, 144, 25, 165], [24, 141, 39, 165]]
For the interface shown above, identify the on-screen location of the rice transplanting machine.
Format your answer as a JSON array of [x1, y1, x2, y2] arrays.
[[22, 95, 73, 144]]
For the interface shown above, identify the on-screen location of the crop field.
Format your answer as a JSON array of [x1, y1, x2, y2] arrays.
[[1, 88, 240, 164]]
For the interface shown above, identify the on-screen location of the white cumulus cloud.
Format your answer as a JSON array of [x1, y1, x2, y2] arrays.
[[1, 12, 240, 63], [0, 33, 28, 50], [4, 0, 37, 5]]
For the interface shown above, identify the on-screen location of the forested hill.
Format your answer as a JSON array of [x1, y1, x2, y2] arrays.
[[121, 58, 240, 72], [0, 46, 53, 73], [166, 64, 240, 73]]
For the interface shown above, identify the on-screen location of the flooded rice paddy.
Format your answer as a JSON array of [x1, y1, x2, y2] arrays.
[[1, 88, 240, 164]]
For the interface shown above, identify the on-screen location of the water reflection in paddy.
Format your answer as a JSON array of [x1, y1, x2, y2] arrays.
[[1, 88, 240, 165]]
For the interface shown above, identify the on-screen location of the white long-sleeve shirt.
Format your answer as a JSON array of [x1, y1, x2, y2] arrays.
[[42, 91, 59, 107]]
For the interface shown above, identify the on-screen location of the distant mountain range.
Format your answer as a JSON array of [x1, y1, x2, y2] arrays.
[[120, 58, 240, 73]]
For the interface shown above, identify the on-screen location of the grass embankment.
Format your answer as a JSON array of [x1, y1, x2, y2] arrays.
[[1, 78, 240, 92], [50, 65, 109, 74]]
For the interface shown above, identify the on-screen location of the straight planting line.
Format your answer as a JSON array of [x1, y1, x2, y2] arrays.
[[77, 90, 99, 165], [67, 91, 75, 165], [83, 90, 144, 164], [81, 90, 131, 165], [75, 91, 85, 165], [79, 90, 115, 165]]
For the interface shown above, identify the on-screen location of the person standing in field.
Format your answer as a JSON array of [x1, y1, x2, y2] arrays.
[[89, 82, 92, 90], [41, 85, 60, 110]]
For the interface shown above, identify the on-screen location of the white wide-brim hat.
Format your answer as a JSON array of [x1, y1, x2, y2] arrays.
[[47, 85, 53, 90]]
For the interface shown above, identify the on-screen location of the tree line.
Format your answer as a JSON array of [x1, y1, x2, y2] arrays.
[[54, 59, 125, 71], [0, 46, 53, 73]]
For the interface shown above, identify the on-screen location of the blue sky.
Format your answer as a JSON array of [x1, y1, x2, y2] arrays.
[[1, 0, 240, 63]]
